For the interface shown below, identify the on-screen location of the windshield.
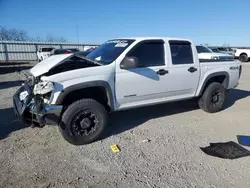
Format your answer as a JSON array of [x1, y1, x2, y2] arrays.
[[86, 39, 135, 65], [196, 46, 212, 53], [218, 47, 227, 51], [210, 48, 220, 52]]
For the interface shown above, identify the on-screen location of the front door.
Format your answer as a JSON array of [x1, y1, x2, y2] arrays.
[[115, 40, 169, 109]]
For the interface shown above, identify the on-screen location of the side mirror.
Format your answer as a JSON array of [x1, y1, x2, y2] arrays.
[[120, 56, 138, 69]]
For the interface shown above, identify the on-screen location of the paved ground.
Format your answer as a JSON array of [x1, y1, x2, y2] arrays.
[[0, 62, 250, 188]]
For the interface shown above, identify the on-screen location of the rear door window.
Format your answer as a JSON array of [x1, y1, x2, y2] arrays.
[[169, 41, 194, 65]]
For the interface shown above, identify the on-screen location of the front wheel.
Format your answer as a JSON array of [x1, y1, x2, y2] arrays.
[[59, 99, 108, 145], [198, 82, 226, 113]]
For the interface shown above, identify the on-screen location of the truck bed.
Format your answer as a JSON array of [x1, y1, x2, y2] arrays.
[[199, 60, 241, 90]]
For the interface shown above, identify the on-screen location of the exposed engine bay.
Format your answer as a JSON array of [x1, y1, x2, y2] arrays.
[[44, 55, 101, 76]]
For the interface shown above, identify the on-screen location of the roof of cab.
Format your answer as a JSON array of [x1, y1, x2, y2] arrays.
[[113, 37, 192, 43]]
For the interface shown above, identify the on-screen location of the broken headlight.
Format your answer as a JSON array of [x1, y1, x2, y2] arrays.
[[33, 81, 54, 95]]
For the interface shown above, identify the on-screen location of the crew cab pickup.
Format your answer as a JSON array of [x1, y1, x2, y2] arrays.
[[234, 48, 250, 62], [13, 37, 241, 145]]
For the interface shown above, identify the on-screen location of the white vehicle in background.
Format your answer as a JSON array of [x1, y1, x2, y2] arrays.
[[196, 45, 234, 61], [37, 47, 55, 62], [234, 49, 250, 62], [216, 47, 234, 56]]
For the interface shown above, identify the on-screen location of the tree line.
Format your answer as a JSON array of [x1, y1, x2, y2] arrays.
[[0, 26, 67, 42]]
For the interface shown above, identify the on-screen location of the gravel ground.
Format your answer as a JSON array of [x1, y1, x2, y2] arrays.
[[0, 62, 250, 188]]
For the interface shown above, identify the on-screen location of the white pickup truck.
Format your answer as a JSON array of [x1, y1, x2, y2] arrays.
[[196, 45, 234, 61], [37, 47, 55, 62], [234, 48, 250, 62], [13, 37, 241, 145]]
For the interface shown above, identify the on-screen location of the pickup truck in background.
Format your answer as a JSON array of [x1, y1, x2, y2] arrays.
[[196, 45, 234, 60], [217, 47, 235, 56], [13, 37, 241, 145], [234, 48, 250, 62], [37, 47, 55, 62], [49, 48, 80, 56]]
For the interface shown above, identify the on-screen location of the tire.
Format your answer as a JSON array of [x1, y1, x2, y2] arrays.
[[59, 99, 108, 145], [239, 54, 248, 62], [198, 82, 226, 113]]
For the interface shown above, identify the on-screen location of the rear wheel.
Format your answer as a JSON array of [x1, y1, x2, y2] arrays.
[[59, 99, 108, 145], [198, 82, 226, 113], [239, 54, 248, 62]]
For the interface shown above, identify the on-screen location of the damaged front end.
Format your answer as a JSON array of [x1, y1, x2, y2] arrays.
[[13, 75, 62, 127], [13, 53, 102, 127]]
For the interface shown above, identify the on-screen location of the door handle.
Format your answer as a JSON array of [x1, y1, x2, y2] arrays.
[[188, 67, 197, 73], [157, 69, 168, 75]]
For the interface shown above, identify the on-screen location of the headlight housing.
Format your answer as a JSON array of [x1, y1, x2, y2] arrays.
[[33, 81, 54, 95]]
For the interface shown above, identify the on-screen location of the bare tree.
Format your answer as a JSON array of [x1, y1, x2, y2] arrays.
[[0, 26, 68, 42], [0, 26, 29, 41], [30, 36, 43, 42], [46, 35, 67, 42], [31, 36, 67, 42], [57, 37, 67, 43]]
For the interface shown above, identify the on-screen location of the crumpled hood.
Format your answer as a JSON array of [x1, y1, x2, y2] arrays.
[[30, 54, 73, 77]]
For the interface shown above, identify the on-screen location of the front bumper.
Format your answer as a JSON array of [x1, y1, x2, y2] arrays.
[[13, 82, 62, 127]]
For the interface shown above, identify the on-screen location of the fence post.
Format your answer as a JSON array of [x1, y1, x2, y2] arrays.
[[0, 42, 2, 61], [3, 42, 9, 62], [34, 44, 38, 61], [59, 44, 62, 49]]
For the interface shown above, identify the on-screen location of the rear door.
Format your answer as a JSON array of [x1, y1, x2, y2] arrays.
[[166, 40, 200, 99], [115, 40, 170, 109]]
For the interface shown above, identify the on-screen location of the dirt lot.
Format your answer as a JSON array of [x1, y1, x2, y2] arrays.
[[0, 62, 250, 188]]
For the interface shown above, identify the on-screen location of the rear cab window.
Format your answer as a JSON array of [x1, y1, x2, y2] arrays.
[[169, 40, 194, 65], [42, 48, 54, 52]]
